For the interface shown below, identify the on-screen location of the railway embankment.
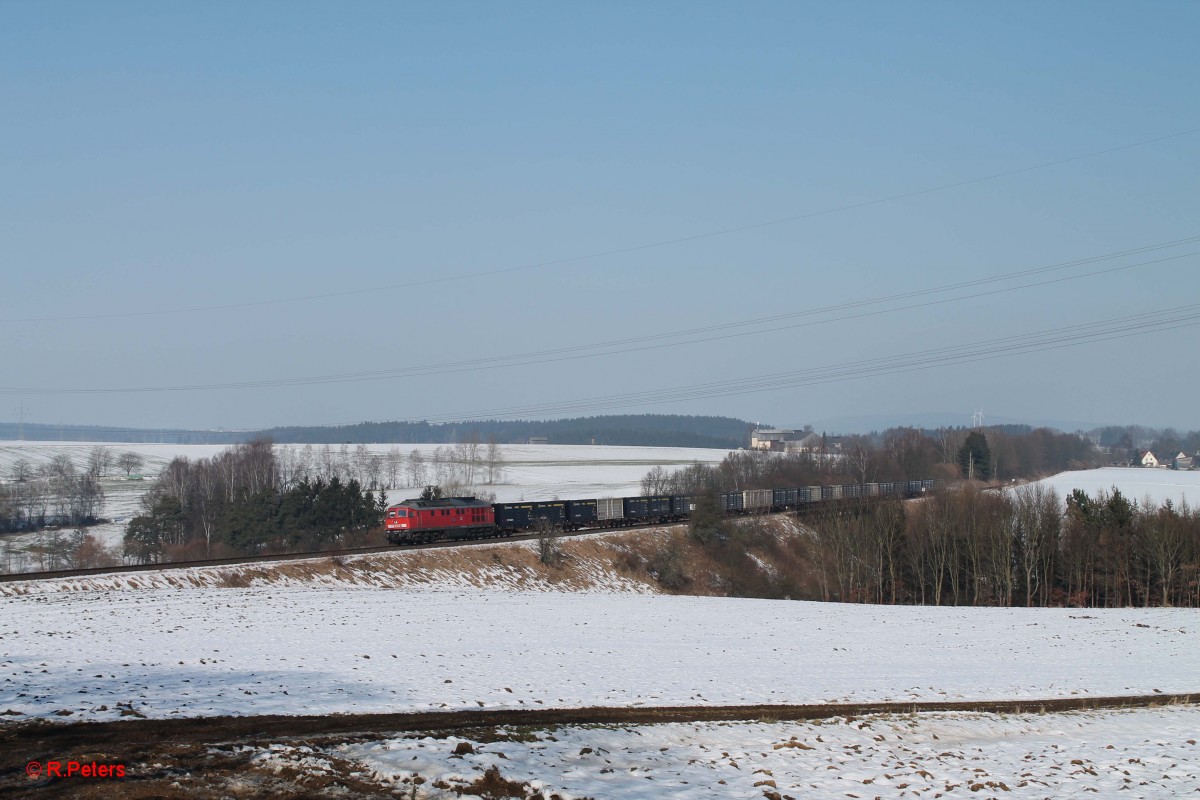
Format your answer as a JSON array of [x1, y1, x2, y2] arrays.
[[0, 515, 817, 598]]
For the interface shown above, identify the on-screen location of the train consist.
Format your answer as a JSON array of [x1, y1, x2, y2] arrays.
[[384, 479, 942, 545]]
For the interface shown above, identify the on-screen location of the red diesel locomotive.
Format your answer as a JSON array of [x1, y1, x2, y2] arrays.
[[385, 479, 943, 546], [384, 496, 496, 544]]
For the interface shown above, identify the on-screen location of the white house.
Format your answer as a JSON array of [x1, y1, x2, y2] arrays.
[[1140, 450, 1159, 468], [750, 429, 806, 452]]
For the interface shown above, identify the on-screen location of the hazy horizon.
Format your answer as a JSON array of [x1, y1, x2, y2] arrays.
[[4, 2, 1198, 432]]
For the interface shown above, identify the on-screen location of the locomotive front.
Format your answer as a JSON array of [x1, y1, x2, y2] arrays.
[[385, 497, 497, 544]]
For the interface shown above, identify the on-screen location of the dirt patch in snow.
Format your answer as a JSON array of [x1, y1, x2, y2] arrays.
[[4, 696, 1197, 799]]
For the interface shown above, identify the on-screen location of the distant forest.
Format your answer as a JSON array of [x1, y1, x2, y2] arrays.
[[3, 417, 1197, 457], [259, 415, 752, 448], [0, 415, 754, 450]]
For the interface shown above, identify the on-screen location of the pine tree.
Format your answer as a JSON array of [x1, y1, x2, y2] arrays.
[[957, 431, 992, 480]]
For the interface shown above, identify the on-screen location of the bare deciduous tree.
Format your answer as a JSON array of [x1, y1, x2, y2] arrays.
[[407, 449, 426, 488], [9, 457, 33, 483], [844, 435, 877, 484], [365, 453, 384, 490], [386, 447, 404, 488], [640, 465, 670, 496], [454, 433, 482, 485], [87, 446, 114, 478], [116, 451, 145, 477], [484, 437, 505, 485], [432, 447, 450, 484], [45, 453, 76, 479]]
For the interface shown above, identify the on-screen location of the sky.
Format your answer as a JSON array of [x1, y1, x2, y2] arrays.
[[2, 1, 1198, 434]]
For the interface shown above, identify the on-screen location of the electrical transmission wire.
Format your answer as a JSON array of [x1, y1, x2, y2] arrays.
[[3, 126, 1196, 325], [2, 236, 1195, 395], [5, 305, 1195, 438], [393, 303, 1200, 423]]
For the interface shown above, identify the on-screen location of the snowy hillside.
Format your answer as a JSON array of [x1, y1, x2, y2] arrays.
[[1027, 466, 1200, 508]]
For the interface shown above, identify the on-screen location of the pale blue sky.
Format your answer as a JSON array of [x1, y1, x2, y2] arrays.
[[2, 1, 1198, 432]]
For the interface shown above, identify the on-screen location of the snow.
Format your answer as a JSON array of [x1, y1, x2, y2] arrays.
[[1027, 467, 1200, 509], [3, 444, 1198, 793], [0, 528, 666, 596], [1, 587, 1196, 723], [341, 707, 1200, 799], [444, 443, 730, 503], [0, 440, 732, 572], [0, 440, 732, 505]]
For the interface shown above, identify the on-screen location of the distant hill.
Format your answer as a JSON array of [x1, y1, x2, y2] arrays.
[[0, 414, 754, 450], [810, 411, 1117, 435], [261, 414, 752, 448]]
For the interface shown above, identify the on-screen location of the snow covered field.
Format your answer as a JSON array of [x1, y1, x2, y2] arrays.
[[339, 707, 1200, 799], [0, 440, 731, 505], [3, 478, 1198, 795], [0, 440, 731, 570], [1027, 466, 1200, 509], [1, 587, 1196, 723]]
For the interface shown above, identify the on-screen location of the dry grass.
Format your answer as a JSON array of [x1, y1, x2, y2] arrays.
[[7, 516, 826, 601]]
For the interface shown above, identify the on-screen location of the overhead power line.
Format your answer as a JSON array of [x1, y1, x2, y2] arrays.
[[2, 126, 1196, 325], [5, 305, 1195, 437], [2, 236, 1195, 395], [394, 303, 1200, 423]]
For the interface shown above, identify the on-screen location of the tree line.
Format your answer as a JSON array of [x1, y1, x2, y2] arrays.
[[123, 439, 387, 563], [799, 485, 1200, 608], [7, 414, 752, 448], [119, 437, 511, 563], [0, 473, 104, 534], [641, 426, 1103, 497], [0, 448, 126, 533], [258, 414, 752, 448], [1094, 425, 1200, 462], [274, 438, 506, 496], [639, 482, 1200, 609]]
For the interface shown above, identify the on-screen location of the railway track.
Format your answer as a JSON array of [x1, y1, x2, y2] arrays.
[[0, 492, 900, 584], [0, 513, 759, 584]]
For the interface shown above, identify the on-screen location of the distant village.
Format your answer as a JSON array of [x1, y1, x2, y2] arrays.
[[751, 427, 1198, 471], [1136, 449, 1194, 470], [750, 427, 848, 456]]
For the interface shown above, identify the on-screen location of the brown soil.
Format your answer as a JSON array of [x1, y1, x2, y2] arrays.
[[2, 694, 1194, 799]]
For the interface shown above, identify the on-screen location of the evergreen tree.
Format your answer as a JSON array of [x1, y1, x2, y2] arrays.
[[124, 497, 185, 563], [957, 431, 992, 480], [688, 491, 732, 544]]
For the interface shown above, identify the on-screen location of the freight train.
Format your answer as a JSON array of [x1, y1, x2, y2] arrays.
[[384, 479, 941, 545]]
